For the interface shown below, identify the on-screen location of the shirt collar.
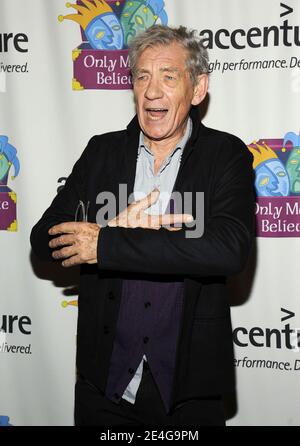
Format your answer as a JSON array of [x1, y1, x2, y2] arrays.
[[138, 117, 193, 158]]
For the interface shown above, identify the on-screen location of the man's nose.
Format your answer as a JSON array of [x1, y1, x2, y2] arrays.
[[144, 77, 163, 100]]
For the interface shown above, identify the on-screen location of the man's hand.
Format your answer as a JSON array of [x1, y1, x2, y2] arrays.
[[48, 222, 100, 267], [108, 189, 193, 231], [48, 190, 193, 267]]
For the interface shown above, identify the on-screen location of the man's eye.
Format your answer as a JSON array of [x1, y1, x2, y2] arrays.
[[165, 75, 175, 80]]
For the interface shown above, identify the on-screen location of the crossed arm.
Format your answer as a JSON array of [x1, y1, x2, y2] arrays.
[[48, 189, 193, 267], [31, 136, 255, 277]]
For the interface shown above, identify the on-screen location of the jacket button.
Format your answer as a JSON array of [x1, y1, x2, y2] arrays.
[[144, 302, 151, 308], [128, 368, 134, 374], [103, 326, 109, 334], [108, 291, 114, 300], [143, 336, 149, 344]]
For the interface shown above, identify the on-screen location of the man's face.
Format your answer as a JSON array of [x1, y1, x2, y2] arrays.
[[133, 42, 205, 143]]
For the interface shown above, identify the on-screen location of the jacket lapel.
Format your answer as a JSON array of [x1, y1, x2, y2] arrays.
[[172, 106, 205, 193], [120, 115, 140, 204]]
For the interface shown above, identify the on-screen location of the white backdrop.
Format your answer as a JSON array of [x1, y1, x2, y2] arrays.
[[0, 0, 299, 426]]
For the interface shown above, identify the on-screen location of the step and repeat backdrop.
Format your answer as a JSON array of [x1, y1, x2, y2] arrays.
[[0, 0, 299, 426]]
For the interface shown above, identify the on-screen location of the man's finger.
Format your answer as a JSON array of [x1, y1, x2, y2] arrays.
[[135, 189, 160, 211], [62, 254, 82, 268], [164, 226, 183, 231], [49, 234, 76, 249], [52, 245, 77, 260], [158, 213, 194, 225], [48, 222, 82, 236], [107, 219, 117, 227]]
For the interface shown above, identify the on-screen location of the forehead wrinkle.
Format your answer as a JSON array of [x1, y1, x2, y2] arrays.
[[137, 54, 186, 69], [160, 67, 180, 73], [135, 66, 182, 76], [136, 68, 151, 74]]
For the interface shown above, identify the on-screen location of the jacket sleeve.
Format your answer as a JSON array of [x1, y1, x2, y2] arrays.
[[30, 137, 96, 261], [98, 136, 256, 277]]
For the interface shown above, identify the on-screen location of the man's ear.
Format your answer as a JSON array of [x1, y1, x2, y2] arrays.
[[191, 74, 209, 106]]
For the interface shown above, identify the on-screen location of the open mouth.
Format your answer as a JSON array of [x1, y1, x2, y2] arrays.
[[145, 108, 168, 119]]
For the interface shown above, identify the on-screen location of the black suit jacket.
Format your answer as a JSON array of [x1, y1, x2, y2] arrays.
[[30, 107, 255, 412]]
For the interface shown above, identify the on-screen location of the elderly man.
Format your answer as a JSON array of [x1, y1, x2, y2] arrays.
[[30, 25, 255, 426]]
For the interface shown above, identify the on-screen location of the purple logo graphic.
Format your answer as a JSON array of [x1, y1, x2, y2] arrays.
[[248, 135, 300, 237], [0, 135, 20, 231], [58, 0, 168, 90]]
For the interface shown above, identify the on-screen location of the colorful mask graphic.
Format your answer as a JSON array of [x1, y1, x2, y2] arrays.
[[86, 11, 124, 49], [59, 0, 124, 50], [120, 0, 168, 46], [59, 0, 168, 49], [0, 136, 20, 185], [283, 132, 300, 194], [248, 142, 290, 197]]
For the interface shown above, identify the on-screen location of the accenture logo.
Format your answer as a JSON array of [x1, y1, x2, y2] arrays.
[[0, 33, 28, 53], [233, 308, 300, 351], [200, 3, 298, 50], [0, 315, 32, 355], [0, 314, 31, 335]]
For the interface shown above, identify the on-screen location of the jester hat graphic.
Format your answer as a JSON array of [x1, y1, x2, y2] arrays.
[[58, 0, 124, 50]]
